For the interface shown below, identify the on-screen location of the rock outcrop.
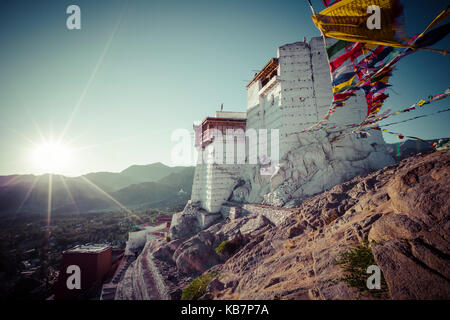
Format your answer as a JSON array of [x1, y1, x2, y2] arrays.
[[242, 130, 394, 208], [169, 201, 222, 240], [117, 151, 450, 300], [115, 212, 275, 299], [211, 151, 450, 299]]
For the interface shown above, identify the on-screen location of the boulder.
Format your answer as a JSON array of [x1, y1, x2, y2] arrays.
[[173, 230, 223, 276], [372, 240, 450, 299], [387, 152, 450, 225]]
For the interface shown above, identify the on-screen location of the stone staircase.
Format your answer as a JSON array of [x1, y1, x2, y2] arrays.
[[100, 255, 136, 300], [114, 240, 172, 300]]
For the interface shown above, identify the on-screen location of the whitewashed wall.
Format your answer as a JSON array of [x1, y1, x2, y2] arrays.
[[191, 135, 245, 213], [126, 230, 147, 252], [242, 37, 393, 206], [190, 37, 394, 213]]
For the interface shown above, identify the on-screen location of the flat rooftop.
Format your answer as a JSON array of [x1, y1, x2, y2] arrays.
[[246, 58, 278, 89], [64, 244, 110, 254], [214, 111, 246, 119]]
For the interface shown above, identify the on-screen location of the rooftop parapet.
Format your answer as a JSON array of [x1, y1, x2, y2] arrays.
[[64, 244, 110, 254], [194, 110, 247, 149]]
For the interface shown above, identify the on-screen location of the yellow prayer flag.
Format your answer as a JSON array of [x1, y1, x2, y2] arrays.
[[333, 75, 356, 93], [312, 0, 448, 54], [312, 0, 405, 47]]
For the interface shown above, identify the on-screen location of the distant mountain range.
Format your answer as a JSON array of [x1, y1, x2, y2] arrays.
[[0, 163, 195, 215], [386, 138, 448, 162]]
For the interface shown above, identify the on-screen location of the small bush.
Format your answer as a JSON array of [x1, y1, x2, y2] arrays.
[[166, 235, 171, 242], [335, 241, 387, 297], [216, 240, 240, 256], [181, 272, 215, 300], [215, 241, 228, 254]]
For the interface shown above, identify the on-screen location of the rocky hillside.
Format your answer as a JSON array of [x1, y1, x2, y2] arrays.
[[115, 151, 450, 300]]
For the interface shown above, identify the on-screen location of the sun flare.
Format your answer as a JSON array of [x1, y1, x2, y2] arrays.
[[31, 141, 73, 174]]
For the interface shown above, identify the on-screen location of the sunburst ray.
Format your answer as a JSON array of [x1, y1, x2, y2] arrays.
[[47, 173, 53, 229], [16, 175, 40, 213], [59, 175, 80, 215], [58, 5, 126, 145], [80, 176, 144, 224], [0, 175, 21, 188]]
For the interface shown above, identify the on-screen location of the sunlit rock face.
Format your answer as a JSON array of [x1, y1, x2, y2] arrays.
[[242, 129, 394, 208], [169, 201, 222, 241], [117, 211, 281, 300], [118, 152, 450, 300], [188, 37, 394, 217], [211, 152, 450, 300]]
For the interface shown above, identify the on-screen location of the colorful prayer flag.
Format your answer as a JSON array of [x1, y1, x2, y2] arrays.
[[312, 0, 405, 48]]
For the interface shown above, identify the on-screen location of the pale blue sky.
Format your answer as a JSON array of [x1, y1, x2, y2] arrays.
[[0, 0, 448, 176]]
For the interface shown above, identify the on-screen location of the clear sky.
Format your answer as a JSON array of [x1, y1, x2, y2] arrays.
[[0, 0, 449, 176]]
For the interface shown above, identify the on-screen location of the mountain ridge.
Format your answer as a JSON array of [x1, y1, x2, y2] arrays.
[[0, 162, 195, 215]]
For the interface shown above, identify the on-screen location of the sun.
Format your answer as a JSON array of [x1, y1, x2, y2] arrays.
[[31, 141, 73, 174]]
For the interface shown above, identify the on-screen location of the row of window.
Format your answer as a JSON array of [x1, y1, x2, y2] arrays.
[[282, 88, 314, 93], [280, 61, 310, 65]]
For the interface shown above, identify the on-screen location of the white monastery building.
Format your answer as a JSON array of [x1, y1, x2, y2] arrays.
[[173, 37, 393, 237]]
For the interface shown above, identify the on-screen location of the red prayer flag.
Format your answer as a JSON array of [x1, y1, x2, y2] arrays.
[[329, 43, 364, 72]]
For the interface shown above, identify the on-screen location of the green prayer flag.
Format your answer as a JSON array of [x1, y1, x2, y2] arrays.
[[326, 40, 353, 58]]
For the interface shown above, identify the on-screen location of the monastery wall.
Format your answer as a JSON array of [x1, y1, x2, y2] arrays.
[[246, 39, 373, 160], [191, 135, 245, 213], [239, 37, 393, 207], [188, 36, 394, 217]]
